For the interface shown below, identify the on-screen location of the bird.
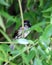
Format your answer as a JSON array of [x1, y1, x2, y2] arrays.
[[13, 20, 31, 39], [10, 20, 31, 50]]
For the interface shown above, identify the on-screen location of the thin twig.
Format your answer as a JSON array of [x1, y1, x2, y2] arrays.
[[0, 42, 17, 44], [18, 0, 24, 38]]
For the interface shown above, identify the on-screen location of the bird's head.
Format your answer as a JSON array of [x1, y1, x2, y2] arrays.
[[24, 20, 31, 27]]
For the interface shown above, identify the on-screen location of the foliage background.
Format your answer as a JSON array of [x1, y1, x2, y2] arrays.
[[0, 0, 52, 65]]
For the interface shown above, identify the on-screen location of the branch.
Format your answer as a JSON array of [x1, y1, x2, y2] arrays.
[[18, 0, 24, 38]]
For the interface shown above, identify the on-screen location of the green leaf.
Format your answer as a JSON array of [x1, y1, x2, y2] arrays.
[[0, 45, 8, 61], [0, 0, 9, 6], [0, 29, 11, 42], [39, 0, 43, 7], [10, 62, 17, 65], [0, 61, 2, 65], [27, 49, 35, 62], [34, 57, 42, 65], [0, 53, 5, 61], [22, 53, 29, 65], [0, 44, 11, 52], [27, 0, 34, 9], [37, 46, 47, 58], [0, 10, 16, 22], [42, 7, 52, 12], [28, 40, 34, 44], [0, 16, 6, 31], [27, 0, 31, 7], [43, 15, 52, 18], [40, 24, 52, 45], [6, 17, 21, 29], [29, 22, 47, 32], [11, 50, 19, 55], [50, 12, 52, 24], [34, 26, 43, 32], [39, 36, 50, 47], [43, 24, 52, 38]]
